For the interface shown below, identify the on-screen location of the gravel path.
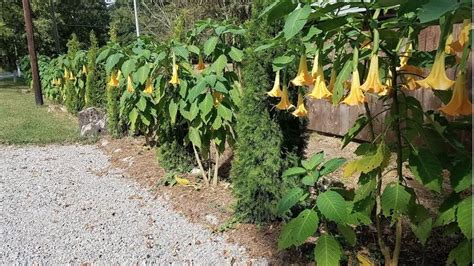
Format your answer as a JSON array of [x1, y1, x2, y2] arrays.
[[0, 145, 262, 264]]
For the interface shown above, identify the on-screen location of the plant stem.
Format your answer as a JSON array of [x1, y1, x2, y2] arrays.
[[212, 142, 219, 187], [390, 61, 404, 266], [392, 218, 403, 266], [192, 144, 209, 186], [364, 100, 391, 265]]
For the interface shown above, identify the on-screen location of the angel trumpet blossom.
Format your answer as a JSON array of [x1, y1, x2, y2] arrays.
[[275, 85, 294, 110], [212, 91, 224, 106], [292, 92, 308, 117], [267, 70, 282, 97], [450, 20, 471, 53], [144, 78, 154, 94], [169, 53, 180, 85], [342, 69, 365, 106], [291, 55, 313, 87], [327, 69, 337, 92], [127, 75, 134, 93], [416, 52, 455, 90], [197, 55, 206, 71], [63, 68, 68, 78], [108, 70, 120, 87], [82, 65, 88, 75], [308, 67, 332, 100], [360, 54, 387, 95], [439, 72, 473, 116], [68, 71, 75, 81]]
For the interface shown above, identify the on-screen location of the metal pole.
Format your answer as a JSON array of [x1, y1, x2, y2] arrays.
[[133, 0, 140, 37], [22, 0, 43, 106], [49, 0, 61, 53]]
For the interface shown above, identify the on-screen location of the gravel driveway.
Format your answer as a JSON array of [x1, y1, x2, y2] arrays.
[[0, 145, 262, 264]]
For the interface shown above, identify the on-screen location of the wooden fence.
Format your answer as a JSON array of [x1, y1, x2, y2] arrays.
[[307, 24, 472, 141]]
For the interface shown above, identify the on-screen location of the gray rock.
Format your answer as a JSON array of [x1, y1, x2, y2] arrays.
[[78, 107, 107, 137]]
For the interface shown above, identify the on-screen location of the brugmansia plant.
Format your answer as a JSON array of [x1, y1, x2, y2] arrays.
[[261, 0, 472, 265]]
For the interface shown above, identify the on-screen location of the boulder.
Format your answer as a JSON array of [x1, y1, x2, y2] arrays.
[[77, 107, 107, 137]]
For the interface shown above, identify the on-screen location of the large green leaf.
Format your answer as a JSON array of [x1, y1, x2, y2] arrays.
[[457, 196, 472, 239], [316, 191, 347, 223], [344, 143, 389, 178], [294, 210, 318, 244], [199, 93, 214, 118], [260, 0, 297, 22], [211, 55, 228, 74], [217, 103, 232, 121], [96, 48, 110, 63], [381, 182, 411, 217], [282, 167, 307, 177], [408, 203, 432, 245], [319, 158, 346, 176], [408, 148, 443, 193], [301, 151, 325, 171], [203, 37, 219, 56], [314, 234, 342, 266], [418, 0, 459, 23], [283, 5, 311, 41], [451, 158, 472, 193], [337, 224, 356, 246], [447, 239, 472, 266], [121, 59, 137, 77], [433, 194, 460, 227], [331, 59, 352, 105], [136, 64, 150, 85], [353, 174, 376, 202], [228, 47, 243, 62], [276, 187, 304, 216], [105, 53, 123, 73], [168, 100, 178, 124], [188, 127, 201, 148]]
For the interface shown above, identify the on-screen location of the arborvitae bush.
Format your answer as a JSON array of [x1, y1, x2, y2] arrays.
[[85, 30, 105, 107], [106, 24, 121, 137], [155, 121, 195, 174], [65, 34, 82, 114], [230, 0, 285, 223]]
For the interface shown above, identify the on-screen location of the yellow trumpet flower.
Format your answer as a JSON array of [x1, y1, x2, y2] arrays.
[[108, 70, 120, 87], [439, 72, 473, 116], [197, 55, 206, 71], [342, 69, 365, 106], [360, 54, 387, 95], [311, 53, 320, 78], [450, 20, 471, 53], [416, 52, 455, 90], [327, 69, 337, 92], [445, 34, 456, 55], [275, 85, 294, 110], [399, 42, 413, 67], [144, 78, 154, 94], [169, 53, 180, 85], [399, 64, 424, 91], [267, 70, 282, 97], [212, 91, 224, 106], [127, 75, 134, 93], [63, 68, 68, 78], [291, 55, 313, 87], [68, 71, 75, 81], [292, 92, 308, 117], [82, 65, 87, 75], [308, 67, 332, 100]]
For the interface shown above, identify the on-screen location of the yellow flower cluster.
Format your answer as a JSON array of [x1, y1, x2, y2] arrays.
[[268, 21, 472, 117]]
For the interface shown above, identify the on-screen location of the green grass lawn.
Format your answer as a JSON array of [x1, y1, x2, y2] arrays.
[[0, 78, 81, 144]]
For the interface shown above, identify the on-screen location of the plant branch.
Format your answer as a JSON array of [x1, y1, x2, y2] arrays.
[[192, 144, 209, 186]]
